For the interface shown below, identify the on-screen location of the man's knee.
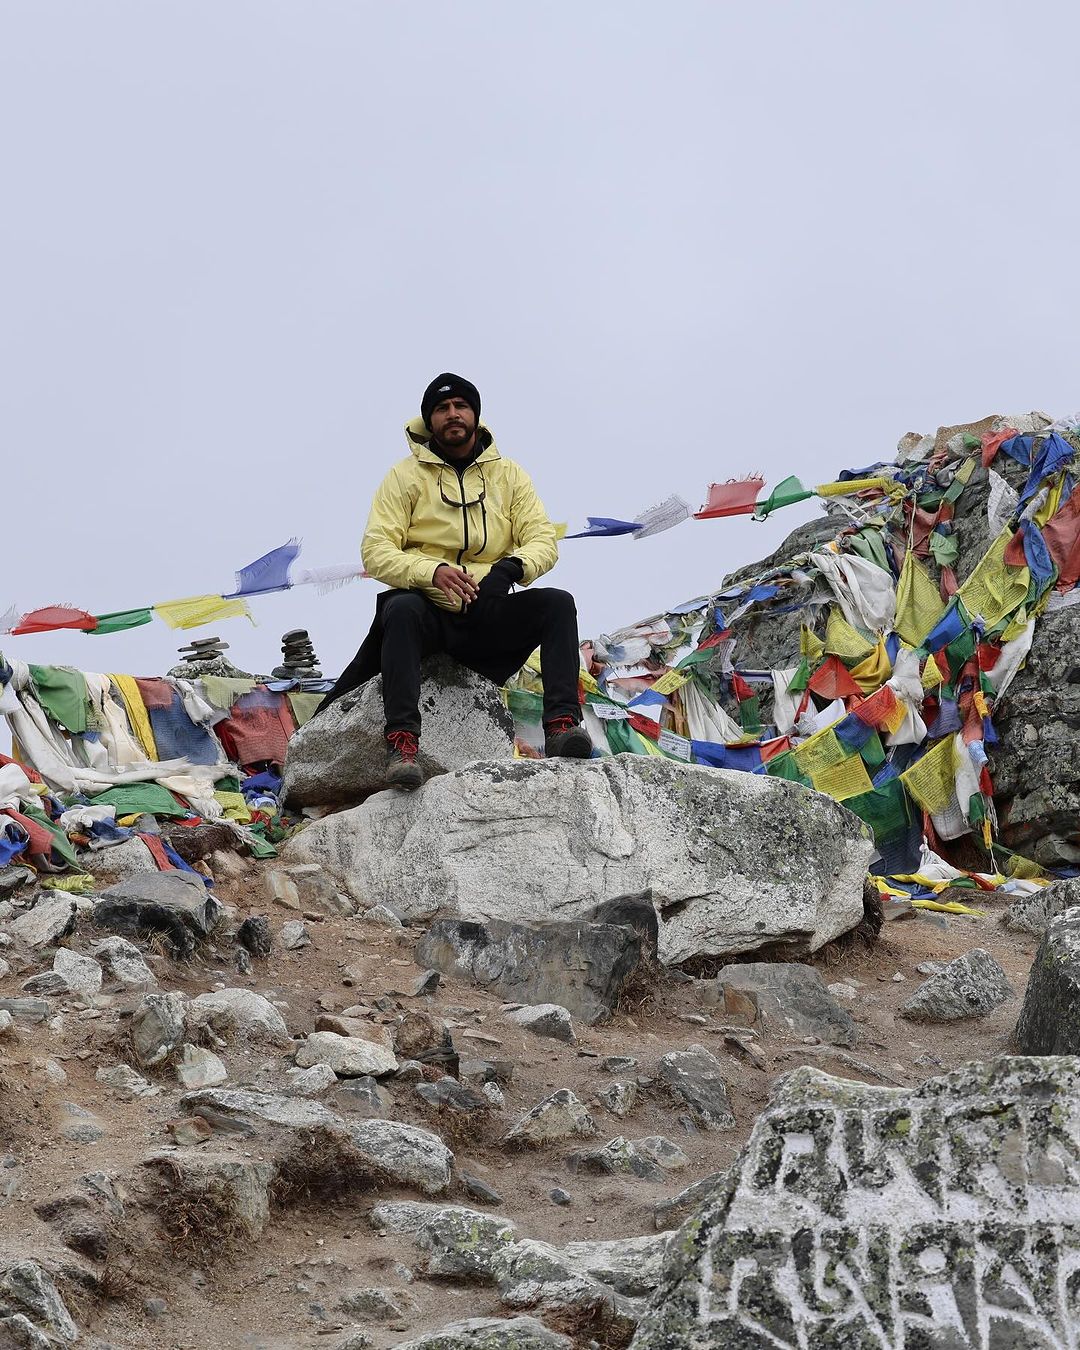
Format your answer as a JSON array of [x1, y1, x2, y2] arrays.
[[537, 587, 577, 615], [382, 590, 430, 627]]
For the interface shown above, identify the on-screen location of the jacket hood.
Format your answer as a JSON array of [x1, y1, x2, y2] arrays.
[[405, 416, 500, 465]]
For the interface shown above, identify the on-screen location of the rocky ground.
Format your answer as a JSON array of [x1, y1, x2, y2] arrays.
[[0, 846, 1045, 1350]]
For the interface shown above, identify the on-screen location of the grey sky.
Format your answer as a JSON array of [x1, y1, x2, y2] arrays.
[[2, 1, 1077, 682]]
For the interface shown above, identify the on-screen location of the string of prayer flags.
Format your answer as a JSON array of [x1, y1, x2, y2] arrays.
[[632, 495, 692, 540], [807, 655, 863, 701], [86, 608, 154, 636], [694, 477, 765, 519], [564, 518, 644, 539], [230, 538, 302, 597], [11, 606, 97, 636]]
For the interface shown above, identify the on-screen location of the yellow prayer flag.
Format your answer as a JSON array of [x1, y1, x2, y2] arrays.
[[921, 656, 944, 689], [651, 668, 691, 696], [894, 552, 945, 646], [824, 608, 874, 663], [108, 673, 158, 760], [815, 476, 900, 497], [956, 529, 1030, 628], [553, 522, 568, 540], [154, 595, 253, 631], [793, 726, 847, 777], [580, 669, 600, 696], [800, 624, 825, 665], [810, 753, 874, 801], [849, 638, 892, 692], [899, 736, 959, 814], [1034, 476, 1065, 526]]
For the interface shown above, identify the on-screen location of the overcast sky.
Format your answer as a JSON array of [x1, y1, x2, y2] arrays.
[[2, 1, 1078, 682]]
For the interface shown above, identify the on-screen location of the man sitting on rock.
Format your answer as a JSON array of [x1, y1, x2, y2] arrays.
[[325, 373, 592, 790]]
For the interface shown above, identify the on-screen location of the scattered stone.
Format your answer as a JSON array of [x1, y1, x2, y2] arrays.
[[168, 1116, 213, 1146], [236, 915, 272, 957], [656, 1046, 735, 1131], [284, 1064, 338, 1096], [481, 1082, 504, 1109], [180, 1087, 345, 1133], [288, 758, 872, 962], [411, 969, 441, 997], [0, 998, 49, 1023], [414, 1078, 490, 1112], [185, 988, 290, 1046], [598, 1081, 637, 1117], [8, 896, 77, 949], [503, 1090, 596, 1147], [714, 962, 857, 1045], [461, 1174, 503, 1207], [345, 1120, 453, 1195], [95, 1064, 161, 1099], [460, 1059, 514, 1085], [21, 972, 69, 997], [92, 872, 219, 957], [915, 961, 947, 976], [653, 1171, 726, 1231], [363, 904, 404, 929], [332, 1076, 390, 1117], [632, 1058, 1080, 1348], [393, 1010, 454, 1063], [601, 1055, 637, 1074], [282, 656, 515, 808], [59, 1102, 105, 1144], [549, 1188, 572, 1206], [92, 935, 156, 987], [280, 920, 310, 950], [131, 991, 187, 1067], [336, 1285, 417, 1321], [176, 1044, 228, 1090], [143, 1151, 274, 1239], [0, 866, 33, 900], [266, 871, 302, 912], [394, 1316, 571, 1350], [1003, 875, 1080, 937], [415, 916, 641, 1024], [1017, 908, 1080, 1052], [369, 1201, 517, 1279], [898, 948, 1013, 1022], [505, 1003, 574, 1043], [0, 1262, 78, 1343], [826, 981, 857, 1002], [0, 1010, 13, 1039], [295, 1031, 397, 1078], [282, 863, 356, 916], [52, 948, 102, 1003], [567, 1135, 688, 1181]]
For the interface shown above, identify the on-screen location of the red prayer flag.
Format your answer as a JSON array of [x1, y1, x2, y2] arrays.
[[694, 477, 765, 520], [807, 655, 862, 701], [11, 606, 97, 635], [730, 672, 756, 702], [981, 426, 1019, 469], [853, 684, 899, 728]]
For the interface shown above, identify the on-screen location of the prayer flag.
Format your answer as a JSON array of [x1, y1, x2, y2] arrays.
[[632, 495, 692, 540], [753, 476, 812, 520], [564, 518, 644, 538], [87, 608, 154, 635], [11, 606, 97, 635], [807, 655, 862, 701], [694, 478, 765, 519], [154, 595, 253, 631], [229, 539, 301, 597]]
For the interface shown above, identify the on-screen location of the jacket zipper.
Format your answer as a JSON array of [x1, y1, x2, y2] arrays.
[[455, 466, 470, 613]]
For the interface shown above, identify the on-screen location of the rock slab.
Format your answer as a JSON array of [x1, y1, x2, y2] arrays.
[[282, 656, 515, 807], [630, 1057, 1080, 1349], [715, 961, 858, 1045], [415, 916, 641, 1024], [287, 758, 873, 965], [898, 948, 1012, 1022], [92, 872, 219, 958], [1017, 908, 1080, 1053]]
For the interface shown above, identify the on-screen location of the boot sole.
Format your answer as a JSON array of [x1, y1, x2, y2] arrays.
[[385, 767, 424, 791]]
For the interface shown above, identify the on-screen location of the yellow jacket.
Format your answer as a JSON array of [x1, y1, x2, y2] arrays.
[[362, 417, 559, 612]]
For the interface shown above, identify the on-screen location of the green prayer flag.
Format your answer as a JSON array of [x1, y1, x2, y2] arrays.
[[860, 731, 886, 769], [87, 608, 154, 635], [844, 778, 911, 844], [788, 657, 811, 694], [508, 687, 544, 722], [765, 751, 811, 787], [90, 783, 186, 818], [753, 476, 813, 520], [19, 805, 81, 869], [928, 531, 960, 569], [28, 665, 89, 734]]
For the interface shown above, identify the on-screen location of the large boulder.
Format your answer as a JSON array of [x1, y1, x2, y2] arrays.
[[281, 655, 515, 807], [286, 758, 873, 966], [92, 872, 220, 958], [631, 1056, 1080, 1349], [415, 916, 642, 1024], [1016, 907, 1080, 1053]]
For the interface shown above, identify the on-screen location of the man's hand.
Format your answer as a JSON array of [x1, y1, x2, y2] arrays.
[[433, 564, 480, 606]]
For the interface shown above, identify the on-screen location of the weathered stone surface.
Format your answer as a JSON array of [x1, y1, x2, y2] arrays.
[[395, 1315, 571, 1350], [503, 1090, 596, 1147], [0, 998, 49, 1023], [656, 1046, 735, 1130], [52, 949, 102, 1003], [96, 1063, 160, 1099], [91, 935, 156, 987], [185, 988, 290, 1045], [282, 656, 515, 807], [505, 1004, 574, 1043], [92, 872, 219, 958], [295, 1030, 397, 1078], [344, 1119, 453, 1195], [898, 948, 1012, 1022], [631, 1057, 1080, 1349], [175, 1044, 228, 1090], [1017, 908, 1080, 1053], [0, 1261, 78, 1343], [286, 758, 872, 964], [180, 1087, 340, 1132], [653, 1171, 726, 1232], [370, 1201, 517, 1279], [567, 1135, 688, 1181], [7, 896, 77, 949], [143, 1150, 273, 1238], [282, 862, 357, 915], [414, 1077, 490, 1113], [1003, 877, 1080, 937], [332, 1076, 390, 1116], [714, 962, 858, 1046], [598, 1081, 637, 1117], [236, 914, 272, 956], [415, 917, 641, 1024], [284, 1064, 337, 1096], [279, 919, 310, 950], [131, 991, 187, 1067]]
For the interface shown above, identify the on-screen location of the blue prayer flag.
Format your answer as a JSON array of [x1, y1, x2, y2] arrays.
[[230, 539, 301, 597], [565, 518, 644, 539]]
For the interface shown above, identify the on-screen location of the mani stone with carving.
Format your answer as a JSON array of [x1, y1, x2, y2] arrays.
[[630, 1057, 1080, 1349]]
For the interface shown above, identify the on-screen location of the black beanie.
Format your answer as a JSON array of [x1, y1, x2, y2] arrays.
[[421, 373, 481, 430]]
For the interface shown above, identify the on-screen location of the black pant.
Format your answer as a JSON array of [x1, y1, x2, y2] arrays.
[[381, 587, 581, 735]]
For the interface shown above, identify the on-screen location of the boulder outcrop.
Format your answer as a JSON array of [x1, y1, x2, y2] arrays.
[[286, 757, 873, 965]]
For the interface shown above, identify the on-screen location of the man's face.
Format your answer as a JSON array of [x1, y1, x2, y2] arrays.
[[429, 396, 477, 450]]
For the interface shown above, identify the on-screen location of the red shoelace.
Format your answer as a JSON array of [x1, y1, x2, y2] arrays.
[[387, 730, 419, 761], [545, 716, 577, 736]]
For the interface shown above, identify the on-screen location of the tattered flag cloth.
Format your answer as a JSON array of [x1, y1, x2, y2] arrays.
[[12, 607, 96, 635], [632, 496, 692, 540], [753, 476, 813, 520], [229, 538, 302, 597], [564, 518, 644, 538], [88, 608, 153, 635], [694, 478, 765, 519], [154, 595, 253, 631]]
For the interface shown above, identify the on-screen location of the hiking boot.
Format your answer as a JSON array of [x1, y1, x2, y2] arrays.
[[385, 730, 423, 790], [543, 716, 592, 759]]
